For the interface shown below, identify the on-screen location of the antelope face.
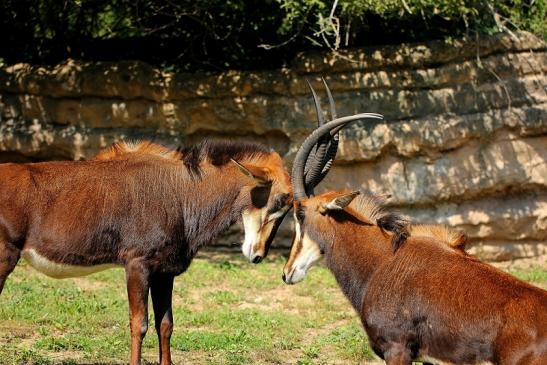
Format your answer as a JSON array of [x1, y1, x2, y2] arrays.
[[283, 191, 360, 284], [283, 79, 383, 283], [282, 202, 323, 284], [241, 189, 292, 264], [233, 156, 293, 264]]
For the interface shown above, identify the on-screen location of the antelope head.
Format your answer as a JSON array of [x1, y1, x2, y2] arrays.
[[283, 190, 361, 284], [283, 84, 383, 283], [235, 79, 369, 264], [232, 153, 293, 264]]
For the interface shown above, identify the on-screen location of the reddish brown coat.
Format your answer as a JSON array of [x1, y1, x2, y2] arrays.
[[288, 192, 547, 365], [0, 140, 293, 365]]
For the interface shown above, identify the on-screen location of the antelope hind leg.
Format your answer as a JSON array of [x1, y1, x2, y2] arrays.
[[151, 273, 175, 365], [0, 238, 21, 294]]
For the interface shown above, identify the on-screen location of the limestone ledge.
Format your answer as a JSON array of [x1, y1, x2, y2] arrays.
[[322, 132, 546, 205], [0, 31, 545, 260], [0, 32, 544, 103]]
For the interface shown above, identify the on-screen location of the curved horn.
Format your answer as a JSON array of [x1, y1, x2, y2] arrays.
[[323, 77, 337, 120], [303, 79, 338, 194], [317, 112, 383, 179], [303, 80, 324, 175], [306, 77, 340, 190], [307, 80, 326, 127], [292, 113, 384, 201], [303, 132, 330, 195]]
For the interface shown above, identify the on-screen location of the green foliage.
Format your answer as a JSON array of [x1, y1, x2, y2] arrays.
[[0, 0, 544, 70], [495, 0, 547, 39], [277, 0, 545, 47]]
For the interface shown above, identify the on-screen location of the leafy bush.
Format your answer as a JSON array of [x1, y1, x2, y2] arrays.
[[0, 0, 544, 70]]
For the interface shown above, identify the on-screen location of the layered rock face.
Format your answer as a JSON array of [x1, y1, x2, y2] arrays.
[[0, 32, 545, 260]]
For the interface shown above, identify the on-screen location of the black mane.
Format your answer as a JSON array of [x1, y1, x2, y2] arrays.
[[351, 192, 410, 253], [178, 139, 270, 177]]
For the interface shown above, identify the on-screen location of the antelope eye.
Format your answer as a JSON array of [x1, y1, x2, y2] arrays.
[[250, 185, 271, 208]]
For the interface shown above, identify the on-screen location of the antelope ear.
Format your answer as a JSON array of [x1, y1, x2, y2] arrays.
[[231, 159, 271, 186], [320, 191, 360, 213]]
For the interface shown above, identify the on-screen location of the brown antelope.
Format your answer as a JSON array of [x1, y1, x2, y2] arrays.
[[283, 129, 547, 365], [0, 81, 382, 364]]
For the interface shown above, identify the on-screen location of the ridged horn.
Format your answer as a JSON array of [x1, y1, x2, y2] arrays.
[[303, 80, 328, 183], [323, 77, 337, 120], [303, 79, 337, 195], [308, 77, 340, 190], [292, 113, 384, 201]]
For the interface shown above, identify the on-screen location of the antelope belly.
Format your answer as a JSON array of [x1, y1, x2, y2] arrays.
[[22, 249, 119, 279]]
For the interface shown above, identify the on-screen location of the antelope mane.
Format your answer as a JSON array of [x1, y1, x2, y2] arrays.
[[94, 141, 182, 161], [409, 224, 468, 252], [348, 192, 409, 251]]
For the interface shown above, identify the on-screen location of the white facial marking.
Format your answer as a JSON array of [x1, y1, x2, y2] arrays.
[[267, 206, 289, 221], [294, 213, 301, 237], [241, 209, 262, 261], [285, 219, 322, 284], [241, 206, 288, 262], [289, 233, 322, 283], [22, 249, 119, 279]]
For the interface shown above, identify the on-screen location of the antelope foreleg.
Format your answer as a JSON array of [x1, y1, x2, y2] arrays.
[[126, 259, 150, 365], [151, 273, 175, 365]]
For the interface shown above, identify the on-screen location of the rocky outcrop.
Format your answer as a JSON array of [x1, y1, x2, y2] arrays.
[[0, 31, 545, 261]]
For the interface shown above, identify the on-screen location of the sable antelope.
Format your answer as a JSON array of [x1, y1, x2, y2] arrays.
[[283, 134, 547, 365], [0, 139, 295, 364], [0, 81, 380, 364]]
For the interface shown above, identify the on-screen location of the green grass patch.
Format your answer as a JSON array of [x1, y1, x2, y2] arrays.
[[509, 266, 547, 285], [0, 251, 545, 364]]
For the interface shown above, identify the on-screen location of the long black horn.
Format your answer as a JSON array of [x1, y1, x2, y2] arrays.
[[303, 80, 331, 191], [292, 113, 384, 201], [306, 77, 339, 189], [311, 79, 382, 186], [303, 79, 338, 194], [323, 77, 337, 120], [307, 80, 326, 127]]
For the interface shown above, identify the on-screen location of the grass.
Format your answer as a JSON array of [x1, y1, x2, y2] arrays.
[[0, 251, 545, 365]]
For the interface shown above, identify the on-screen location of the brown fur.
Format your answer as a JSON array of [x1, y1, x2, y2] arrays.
[[0, 140, 292, 365], [289, 191, 547, 365]]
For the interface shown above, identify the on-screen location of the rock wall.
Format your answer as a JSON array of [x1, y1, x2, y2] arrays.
[[0, 32, 545, 261]]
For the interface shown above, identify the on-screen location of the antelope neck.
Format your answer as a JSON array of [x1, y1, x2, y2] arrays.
[[323, 224, 392, 312], [180, 165, 249, 249]]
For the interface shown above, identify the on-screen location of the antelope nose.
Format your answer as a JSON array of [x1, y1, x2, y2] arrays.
[[252, 255, 263, 264], [282, 273, 287, 283]]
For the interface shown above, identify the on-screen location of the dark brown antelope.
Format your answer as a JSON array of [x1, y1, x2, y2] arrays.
[[283, 128, 547, 365], [0, 81, 381, 364], [0, 139, 295, 364]]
